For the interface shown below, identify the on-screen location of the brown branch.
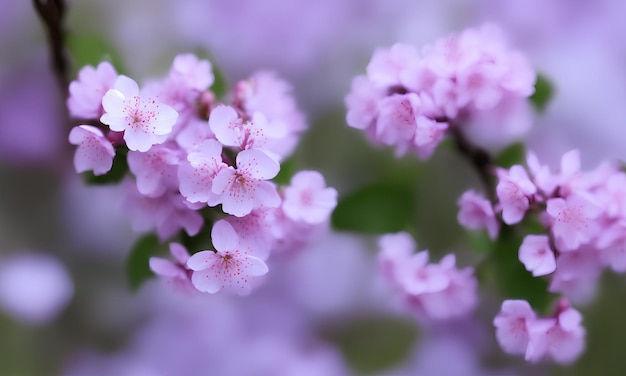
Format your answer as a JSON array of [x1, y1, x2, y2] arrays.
[[33, 0, 70, 97], [449, 124, 496, 201]]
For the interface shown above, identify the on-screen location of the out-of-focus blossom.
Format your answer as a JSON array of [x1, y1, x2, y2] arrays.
[[0, 252, 73, 325]]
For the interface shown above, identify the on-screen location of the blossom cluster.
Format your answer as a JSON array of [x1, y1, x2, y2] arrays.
[[345, 24, 536, 158], [456, 148, 626, 363], [460, 150, 626, 301], [377, 232, 478, 321], [494, 299, 585, 364], [67, 54, 337, 296]]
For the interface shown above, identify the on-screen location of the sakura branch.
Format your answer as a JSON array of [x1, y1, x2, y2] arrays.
[[345, 23, 618, 365], [66, 53, 337, 296], [33, 0, 70, 96]]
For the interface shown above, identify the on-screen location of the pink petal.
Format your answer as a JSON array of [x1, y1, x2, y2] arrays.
[[149, 257, 182, 278], [211, 220, 239, 253], [246, 255, 269, 276], [208, 105, 241, 147], [186, 250, 218, 271], [191, 269, 222, 293], [113, 75, 140, 98], [237, 149, 280, 180]]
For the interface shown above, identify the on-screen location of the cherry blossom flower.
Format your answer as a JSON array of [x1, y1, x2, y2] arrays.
[[378, 234, 477, 320], [456, 189, 499, 239], [209, 104, 284, 152], [407, 254, 478, 320], [67, 61, 118, 119], [525, 301, 585, 364], [518, 234, 556, 277], [100, 75, 178, 152], [546, 193, 601, 251], [233, 70, 306, 160], [345, 75, 385, 131], [494, 300, 537, 355], [187, 220, 269, 295], [168, 53, 214, 92], [378, 232, 416, 285], [178, 139, 226, 205], [495, 164, 537, 225], [0, 252, 73, 325], [494, 299, 586, 364], [122, 181, 203, 241], [68, 125, 115, 176], [212, 149, 281, 217], [281, 170, 337, 224], [149, 243, 195, 293], [127, 143, 181, 197]]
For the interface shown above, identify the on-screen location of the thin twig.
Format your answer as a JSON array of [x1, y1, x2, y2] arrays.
[[449, 124, 495, 201]]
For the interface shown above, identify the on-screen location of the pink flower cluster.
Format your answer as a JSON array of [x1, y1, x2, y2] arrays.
[[378, 232, 478, 320], [456, 150, 626, 363], [459, 150, 626, 302], [67, 55, 337, 296], [345, 24, 536, 158], [494, 299, 585, 364]]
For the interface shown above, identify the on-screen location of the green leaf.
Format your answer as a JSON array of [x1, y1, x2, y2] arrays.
[[66, 32, 125, 73], [492, 226, 557, 313], [126, 234, 164, 291], [494, 142, 526, 168], [332, 180, 416, 234], [323, 316, 419, 375], [529, 73, 554, 113], [83, 149, 128, 185], [466, 230, 493, 253]]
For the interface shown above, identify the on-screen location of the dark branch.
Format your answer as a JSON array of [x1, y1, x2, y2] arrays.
[[449, 124, 495, 200], [33, 0, 70, 97]]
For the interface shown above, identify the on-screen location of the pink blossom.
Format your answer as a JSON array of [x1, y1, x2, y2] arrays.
[[68, 125, 115, 176], [67, 61, 118, 119], [526, 303, 585, 364], [345, 75, 384, 131], [549, 246, 603, 303], [149, 243, 195, 292], [0, 252, 73, 325], [526, 151, 558, 196], [407, 254, 478, 320], [496, 165, 537, 225], [233, 70, 306, 160], [187, 220, 269, 295], [282, 170, 337, 224], [178, 139, 226, 205], [413, 115, 449, 159], [127, 143, 180, 197], [209, 104, 284, 152], [122, 181, 203, 241], [518, 234, 556, 277], [377, 232, 416, 285], [596, 222, 626, 272], [366, 43, 419, 87], [225, 209, 275, 260], [493, 299, 537, 355], [546, 193, 601, 251], [456, 189, 499, 240], [169, 53, 214, 92], [375, 93, 420, 147], [212, 149, 281, 217], [380, 237, 479, 321], [175, 116, 216, 151], [399, 251, 449, 295], [100, 75, 178, 152]]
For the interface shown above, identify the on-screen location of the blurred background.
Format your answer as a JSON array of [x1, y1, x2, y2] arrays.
[[2, 1, 626, 375]]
